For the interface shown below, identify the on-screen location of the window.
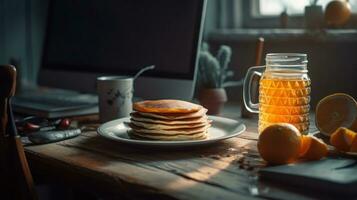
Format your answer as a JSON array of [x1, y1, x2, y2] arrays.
[[242, 0, 357, 28], [257, 0, 357, 16]]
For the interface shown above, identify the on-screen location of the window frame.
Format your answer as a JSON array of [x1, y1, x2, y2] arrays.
[[242, 0, 357, 29]]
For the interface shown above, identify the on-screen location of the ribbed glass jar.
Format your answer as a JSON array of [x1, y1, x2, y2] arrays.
[[258, 53, 310, 134]]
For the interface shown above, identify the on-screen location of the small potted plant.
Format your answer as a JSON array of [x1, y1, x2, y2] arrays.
[[197, 44, 240, 115]]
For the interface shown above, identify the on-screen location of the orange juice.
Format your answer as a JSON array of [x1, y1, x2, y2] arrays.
[[244, 54, 311, 134], [259, 78, 311, 134]]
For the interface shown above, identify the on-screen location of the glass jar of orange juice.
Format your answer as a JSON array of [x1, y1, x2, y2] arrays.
[[243, 53, 310, 134]]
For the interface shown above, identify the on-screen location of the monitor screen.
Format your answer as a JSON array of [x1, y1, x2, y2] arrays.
[[42, 0, 204, 80]]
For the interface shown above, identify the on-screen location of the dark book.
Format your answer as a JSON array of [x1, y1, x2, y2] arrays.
[[259, 158, 357, 196]]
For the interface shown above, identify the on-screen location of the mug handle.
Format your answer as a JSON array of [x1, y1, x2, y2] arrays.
[[243, 66, 265, 113]]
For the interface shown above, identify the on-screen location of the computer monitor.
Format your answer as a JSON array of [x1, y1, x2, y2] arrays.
[[38, 0, 206, 100]]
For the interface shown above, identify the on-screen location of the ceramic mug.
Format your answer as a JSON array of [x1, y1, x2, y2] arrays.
[[97, 76, 133, 122]]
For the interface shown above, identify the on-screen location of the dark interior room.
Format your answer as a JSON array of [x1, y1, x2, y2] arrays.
[[1, 0, 357, 199]]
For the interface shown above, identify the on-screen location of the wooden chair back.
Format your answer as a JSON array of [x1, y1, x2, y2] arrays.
[[0, 65, 37, 199]]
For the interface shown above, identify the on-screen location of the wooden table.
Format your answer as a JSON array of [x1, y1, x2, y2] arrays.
[[24, 104, 328, 200]]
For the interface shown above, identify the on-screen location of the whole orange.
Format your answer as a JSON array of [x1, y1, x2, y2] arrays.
[[325, 0, 351, 26], [258, 123, 301, 165]]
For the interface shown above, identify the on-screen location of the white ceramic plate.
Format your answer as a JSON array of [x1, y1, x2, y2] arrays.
[[97, 115, 246, 147]]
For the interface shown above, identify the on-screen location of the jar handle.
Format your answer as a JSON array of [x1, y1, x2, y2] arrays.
[[243, 66, 265, 113]]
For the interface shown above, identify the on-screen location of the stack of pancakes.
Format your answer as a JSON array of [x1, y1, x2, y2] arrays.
[[129, 99, 210, 140]]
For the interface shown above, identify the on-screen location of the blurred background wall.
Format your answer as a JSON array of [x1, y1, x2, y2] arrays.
[[204, 0, 357, 107], [0, 0, 48, 84], [1, 0, 356, 107]]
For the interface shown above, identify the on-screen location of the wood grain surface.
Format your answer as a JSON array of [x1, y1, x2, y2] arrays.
[[24, 105, 324, 200]]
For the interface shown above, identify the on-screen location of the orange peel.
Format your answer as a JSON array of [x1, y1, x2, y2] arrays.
[[350, 136, 357, 152], [299, 135, 328, 161], [299, 135, 312, 157], [330, 127, 356, 152]]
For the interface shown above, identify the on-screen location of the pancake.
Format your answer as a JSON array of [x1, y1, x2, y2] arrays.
[[136, 107, 208, 120], [128, 123, 210, 135], [133, 99, 202, 113], [131, 112, 208, 125], [130, 99, 209, 141], [128, 130, 207, 140], [130, 119, 208, 130]]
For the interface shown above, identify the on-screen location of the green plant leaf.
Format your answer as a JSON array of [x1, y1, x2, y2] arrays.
[[217, 45, 232, 71], [201, 42, 209, 52], [197, 45, 235, 89]]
